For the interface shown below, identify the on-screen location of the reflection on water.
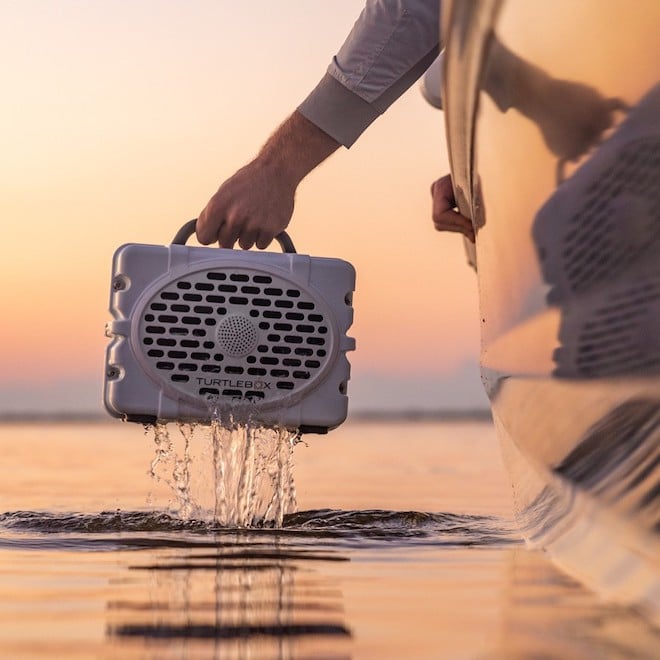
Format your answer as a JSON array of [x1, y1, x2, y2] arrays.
[[498, 549, 660, 658], [105, 520, 352, 657], [1, 508, 658, 658], [1, 420, 657, 657], [0, 508, 516, 658]]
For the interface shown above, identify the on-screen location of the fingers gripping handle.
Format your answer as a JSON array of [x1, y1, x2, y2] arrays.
[[171, 219, 297, 254]]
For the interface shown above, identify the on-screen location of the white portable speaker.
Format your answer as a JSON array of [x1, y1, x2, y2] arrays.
[[104, 221, 356, 433]]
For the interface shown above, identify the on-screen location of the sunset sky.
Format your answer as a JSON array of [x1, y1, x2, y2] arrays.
[[0, 1, 486, 414]]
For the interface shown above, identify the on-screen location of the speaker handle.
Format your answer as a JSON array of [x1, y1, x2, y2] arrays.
[[172, 219, 297, 254]]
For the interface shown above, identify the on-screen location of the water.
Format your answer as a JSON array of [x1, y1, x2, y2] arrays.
[[146, 421, 298, 527], [0, 419, 657, 658]]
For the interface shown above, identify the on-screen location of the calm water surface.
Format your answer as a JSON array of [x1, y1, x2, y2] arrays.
[[0, 420, 657, 658]]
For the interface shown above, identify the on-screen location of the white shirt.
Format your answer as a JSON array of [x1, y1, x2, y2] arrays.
[[298, 0, 441, 147]]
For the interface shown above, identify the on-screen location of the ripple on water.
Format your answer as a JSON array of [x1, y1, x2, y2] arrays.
[[0, 509, 520, 551]]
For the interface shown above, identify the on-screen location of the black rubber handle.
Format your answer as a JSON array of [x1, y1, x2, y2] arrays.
[[172, 219, 296, 254]]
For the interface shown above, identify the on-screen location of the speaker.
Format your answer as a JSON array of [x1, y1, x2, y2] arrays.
[[104, 221, 356, 433]]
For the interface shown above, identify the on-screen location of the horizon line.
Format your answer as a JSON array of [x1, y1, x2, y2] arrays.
[[0, 408, 493, 424]]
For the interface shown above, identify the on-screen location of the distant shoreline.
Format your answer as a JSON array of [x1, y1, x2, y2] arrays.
[[348, 409, 492, 422], [0, 409, 492, 424]]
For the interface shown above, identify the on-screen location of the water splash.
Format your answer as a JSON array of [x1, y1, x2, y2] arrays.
[[147, 419, 299, 528], [172, 423, 194, 519]]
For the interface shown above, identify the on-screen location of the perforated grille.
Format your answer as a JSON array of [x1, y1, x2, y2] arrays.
[[538, 137, 660, 301], [217, 315, 258, 356], [138, 268, 332, 404]]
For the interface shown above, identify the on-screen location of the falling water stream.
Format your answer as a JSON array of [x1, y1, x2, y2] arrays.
[[147, 419, 299, 527]]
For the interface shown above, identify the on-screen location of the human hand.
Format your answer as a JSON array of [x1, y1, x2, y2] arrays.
[[196, 111, 340, 250], [431, 175, 475, 242], [196, 159, 296, 250]]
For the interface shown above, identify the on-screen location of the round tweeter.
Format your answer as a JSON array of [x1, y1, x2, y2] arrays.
[[216, 314, 258, 357]]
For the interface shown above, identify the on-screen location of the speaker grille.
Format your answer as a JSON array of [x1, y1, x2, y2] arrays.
[[138, 268, 331, 404]]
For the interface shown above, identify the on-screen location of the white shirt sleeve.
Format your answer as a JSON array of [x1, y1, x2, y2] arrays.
[[298, 0, 441, 147]]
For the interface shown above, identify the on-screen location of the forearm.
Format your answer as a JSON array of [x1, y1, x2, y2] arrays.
[[197, 0, 442, 250], [196, 111, 340, 249], [256, 111, 341, 186]]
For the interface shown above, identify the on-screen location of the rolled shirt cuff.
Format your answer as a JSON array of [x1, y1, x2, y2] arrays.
[[297, 73, 379, 148], [298, 46, 438, 148]]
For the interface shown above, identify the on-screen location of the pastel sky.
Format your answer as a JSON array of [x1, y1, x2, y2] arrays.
[[0, 1, 486, 413]]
